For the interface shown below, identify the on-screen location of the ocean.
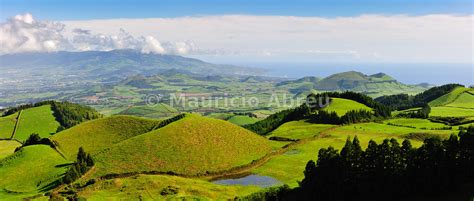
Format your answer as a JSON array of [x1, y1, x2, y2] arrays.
[[231, 62, 473, 86]]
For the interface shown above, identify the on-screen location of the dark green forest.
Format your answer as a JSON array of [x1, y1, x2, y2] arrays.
[[375, 84, 463, 110]]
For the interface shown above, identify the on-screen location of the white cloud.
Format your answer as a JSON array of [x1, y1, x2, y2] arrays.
[[0, 13, 67, 54], [141, 36, 165, 54], [62, 14, 473, 63], [0, 13, 194, 55]]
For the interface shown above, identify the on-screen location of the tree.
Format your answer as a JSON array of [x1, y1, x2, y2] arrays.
[[24, 133, 41, 145], [62, 147, 94, 184]]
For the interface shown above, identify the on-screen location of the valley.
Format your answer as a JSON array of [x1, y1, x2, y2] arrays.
[[1, 1, 473, 199], [0, 79, 472, 200]]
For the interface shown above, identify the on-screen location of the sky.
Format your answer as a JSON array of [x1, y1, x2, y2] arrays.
[[1, 0, 473, 20], [0, 0, 473, 83]]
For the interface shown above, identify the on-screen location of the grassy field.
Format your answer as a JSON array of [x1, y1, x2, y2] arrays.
[[384, 118, 450, 129], [76, 174, 261, 200], [0, 113, 18, 139], [15, 105, 60, 142], [0, 140, 21, 160], [429, 87, 471, 107], [51, 115, 159, 159], [253, 122, 454, 187], [227, 115, 259, 126], [0, 145, 70, 198], [92, 114, 272, 177], [267, 120, 334, 139], [323, 98, 372, 116], [330, 122, 454, 139], [430, 107, 474, 117]]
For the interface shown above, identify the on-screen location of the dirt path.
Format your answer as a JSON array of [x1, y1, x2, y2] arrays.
[[10, 110, 22, 140]]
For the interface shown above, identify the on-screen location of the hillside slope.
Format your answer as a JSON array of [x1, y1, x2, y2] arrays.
[[428, 87, 474, 117], [92, 114, 272, 176], [322, 98, 372, 116], [428, 87, 472, 107]]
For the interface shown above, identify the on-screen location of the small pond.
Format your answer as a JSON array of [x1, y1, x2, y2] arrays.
[[213, 174, 281, 188]]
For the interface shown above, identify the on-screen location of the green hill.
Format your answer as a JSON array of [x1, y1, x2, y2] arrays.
[[428, 87, 471, 107], [92, 114, 272, 176], [118, 103, 179, 118], [316, 71, 369, 90], [427, 87, 474, 117], [15, 105, 60, 142], [445, 91, 474, 108], [376, 84, 464, 110], [368, 72, 395, 81], [51, 116, 159, 159], [323, 98, 372, 116], [276, 76, 321, 93], [0, 145, 70, 198]]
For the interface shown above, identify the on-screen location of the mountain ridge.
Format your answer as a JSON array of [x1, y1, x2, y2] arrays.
[[0, 49, 264, 79], [276, 71, 429, 97]]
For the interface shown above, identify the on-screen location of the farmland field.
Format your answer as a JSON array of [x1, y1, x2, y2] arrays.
[[384, 118, 451, 129], [267, 120, 334, 139], [15, 105, 60, 141], [0, 145, 70, 198], [329, 122, 454, 138], [430, 107, 474, 117]]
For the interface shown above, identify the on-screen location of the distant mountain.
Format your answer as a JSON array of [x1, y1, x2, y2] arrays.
[[0, 50, 264, 81], [276, 76, 321, 87], [276, 71, 429, 97], [316, 71, 395, 91]]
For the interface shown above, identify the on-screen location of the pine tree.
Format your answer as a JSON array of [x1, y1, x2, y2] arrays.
[[86, 153, 94, 166], [77, 147, 86, 164]]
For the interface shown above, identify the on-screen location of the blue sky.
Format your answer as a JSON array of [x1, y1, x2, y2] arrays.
[[1, 0, 472, 20], [1, 2, 472, 63]]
